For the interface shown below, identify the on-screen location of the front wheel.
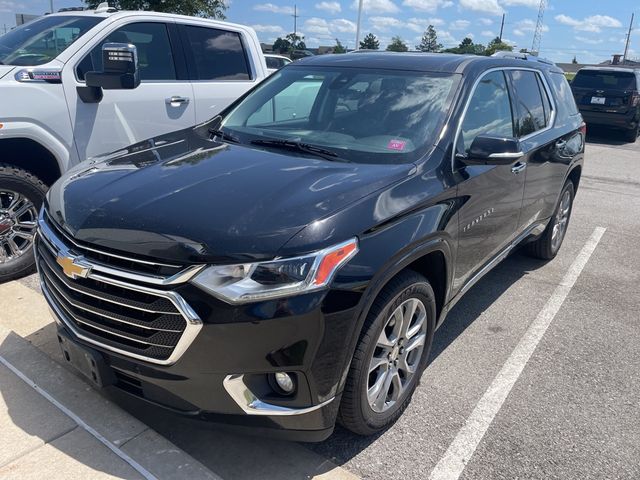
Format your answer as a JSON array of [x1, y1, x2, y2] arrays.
[[338, 270, 436, 436], [526, 181, 575, 260], [0, 165, 47, 282]]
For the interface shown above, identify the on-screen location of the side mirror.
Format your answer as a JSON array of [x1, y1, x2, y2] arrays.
[[460, 135, 523, 165], [86, 43, 140, 90]]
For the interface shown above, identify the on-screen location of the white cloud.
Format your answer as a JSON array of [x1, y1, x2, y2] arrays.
[[254, 3, 295, 14], [450, 19, 471, 30], [554, 14, 622, 33], [479, 18, 493, 25], [0, 0, 24, 12], [315, 1, 342, 14], [481, 30, 495, 37], [512, 18, 548, 36], [459, 0, 503, 16], [500, 0, 540, 7], [575, 35, 604, 45], [303, 17, 357, 39], [369, 16, 403, 32], [402, 0, 453, 13], [305, 18, 332, 36], [351, 0, 399, 14], [333, 18, 357, 32], [251, 24, 286, 34]]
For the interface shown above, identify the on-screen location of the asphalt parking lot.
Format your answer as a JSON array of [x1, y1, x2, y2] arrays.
[[2, 126, 639, 480]]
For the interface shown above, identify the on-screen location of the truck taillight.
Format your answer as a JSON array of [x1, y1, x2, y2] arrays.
[[580, 123, 587, 136], [632, 93, 640, 107]]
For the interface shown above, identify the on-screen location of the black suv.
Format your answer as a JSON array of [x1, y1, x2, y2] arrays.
[[36, 53, 584, 441], [571, 66, 640, 142]]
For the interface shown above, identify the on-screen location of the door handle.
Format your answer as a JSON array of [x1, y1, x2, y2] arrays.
[[511, 162, 526, 174], [555, 140, 567, 149], [166, 96, 190, 107]]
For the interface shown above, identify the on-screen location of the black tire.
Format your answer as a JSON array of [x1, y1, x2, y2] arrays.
[[623, 125, 639, 143], [338, 270, 436, 436], [525, 181, 575, 260], [0, 164, 48, 282]]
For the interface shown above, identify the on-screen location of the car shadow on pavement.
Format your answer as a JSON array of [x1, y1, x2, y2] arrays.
[[585, 125, 638, 147], [306, 249, 549, 465]]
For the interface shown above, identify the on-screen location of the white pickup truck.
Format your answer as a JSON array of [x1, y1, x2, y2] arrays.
[[0, 5, 268, 280]]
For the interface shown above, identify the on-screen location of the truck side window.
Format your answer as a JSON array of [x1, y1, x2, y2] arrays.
[[77, 22, 176, 81], [509, 70, 547, 137], [183, 26, 251, 81], [459, 70, 514, 154]]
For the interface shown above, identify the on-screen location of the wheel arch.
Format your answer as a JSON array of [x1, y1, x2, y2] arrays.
[[567, 164, 582, 192], [0, 138, 62, 186]]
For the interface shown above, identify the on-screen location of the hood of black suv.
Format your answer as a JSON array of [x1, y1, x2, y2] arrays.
[[46, 128, 414, 264]]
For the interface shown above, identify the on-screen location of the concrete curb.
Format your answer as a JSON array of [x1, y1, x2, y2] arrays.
[[0, 324, 220, 480]]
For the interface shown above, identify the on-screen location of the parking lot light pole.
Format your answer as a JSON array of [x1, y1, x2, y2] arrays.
[[355, 0, 363, 50]]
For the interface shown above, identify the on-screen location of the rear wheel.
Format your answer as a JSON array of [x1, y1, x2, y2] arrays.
[[0, 165, 47, 282], [623, 124, 639, 143], [338, 270, 436, 436], [526, 181, 574, 260]]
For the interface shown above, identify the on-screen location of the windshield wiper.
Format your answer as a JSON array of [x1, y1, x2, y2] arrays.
[[250, 139, 343, 162], [209, 127, 239, 143]]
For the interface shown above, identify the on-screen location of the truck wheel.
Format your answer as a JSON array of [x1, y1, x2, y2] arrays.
[[623, 125, 639, 143], [526, 181, 575, 260], [0, 164, 47, 282], [338, 270, 436, 436]]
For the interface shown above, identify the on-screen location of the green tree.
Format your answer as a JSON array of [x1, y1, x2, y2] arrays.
[[386, 36, 409, 52], [84, 0, 227, 18], [359, 32, 380, 50], [333, 38, 346, 54], [273, 37, 291, 54], [416, 25, 443, 52], [485, 36, 513, 56], [273, 33, 306, 54], [286, 33, 306, 51], [443, 37, 485, 55]]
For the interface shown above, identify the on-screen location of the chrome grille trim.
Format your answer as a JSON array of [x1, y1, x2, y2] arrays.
[[36, 211, 203, 366], [39, 212, 206, 286]]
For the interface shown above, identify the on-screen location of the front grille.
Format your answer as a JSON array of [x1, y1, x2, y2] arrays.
[[36, 212, 202, 365]]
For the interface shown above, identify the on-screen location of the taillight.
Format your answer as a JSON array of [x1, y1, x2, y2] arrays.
[[580, 123, 587, 136], [631, 93, 640, 107]]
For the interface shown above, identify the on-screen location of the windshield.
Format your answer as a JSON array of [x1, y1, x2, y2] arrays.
[[572, 70, 637, 90], [0, 16, 103, 66], [221, 66, 457, 164]]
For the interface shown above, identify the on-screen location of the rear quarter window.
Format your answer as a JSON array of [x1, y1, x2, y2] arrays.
[[548, 72, 579, 120]]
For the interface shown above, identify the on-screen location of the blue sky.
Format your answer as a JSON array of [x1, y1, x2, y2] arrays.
[[1, 0, 639, 63]]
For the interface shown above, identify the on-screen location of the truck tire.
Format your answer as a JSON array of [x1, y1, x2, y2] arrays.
[[526, 181, 575, 260], [338, 270, 436, 436], [624, 125, 639, 143], [0, 164, 48, 282]]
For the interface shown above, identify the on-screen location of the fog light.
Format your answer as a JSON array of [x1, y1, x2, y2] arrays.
[[274, 372, 295, 394]]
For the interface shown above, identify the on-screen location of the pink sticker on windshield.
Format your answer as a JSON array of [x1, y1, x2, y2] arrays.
[[387, 139, 407, 151]]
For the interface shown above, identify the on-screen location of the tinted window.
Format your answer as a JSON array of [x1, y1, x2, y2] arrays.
[[460, 70, 514, 153], [266, 57, 282, 69], [223, 67, 457, 164], [77, 23, 176, 81], [537, 75, 552, 124], [548, 72, 579, 119], [572, 70, 637, 90], [0, 16, 102, 66], [184, 26, 250, 80], [510, 70, 547, 136]]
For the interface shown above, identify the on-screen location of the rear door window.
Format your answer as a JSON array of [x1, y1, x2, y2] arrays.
[[509, 70, 547, 137], [183, 26, 251, 81], [572, 70, 637, 90]]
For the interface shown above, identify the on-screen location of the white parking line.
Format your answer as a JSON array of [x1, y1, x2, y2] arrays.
[[0, 354, 159, 480], [429, 226, 607, 480]]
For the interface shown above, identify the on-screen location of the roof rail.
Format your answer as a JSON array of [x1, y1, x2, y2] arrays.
[[58, 7, 86, 12], [491, 51, 555, 66], [94, 2, 117, 13]]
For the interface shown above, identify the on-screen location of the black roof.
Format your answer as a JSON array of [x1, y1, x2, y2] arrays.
[[294, 52, 563, 74]]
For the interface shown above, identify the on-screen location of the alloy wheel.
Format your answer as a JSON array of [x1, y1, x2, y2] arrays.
[[367, 297, 428, 413], [0, 190, 38, 264], [551, 189, 571, 252]]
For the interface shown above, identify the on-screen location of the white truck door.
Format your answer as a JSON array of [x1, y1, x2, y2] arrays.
[[62, 20, 196, 160], [176, 22, 264, 124]]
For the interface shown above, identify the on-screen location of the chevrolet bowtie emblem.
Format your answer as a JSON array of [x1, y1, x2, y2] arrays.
[[56, 254, 92, 279]]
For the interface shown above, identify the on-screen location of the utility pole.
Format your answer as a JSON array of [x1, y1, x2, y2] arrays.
[[50, 0, 54, 13], [623, 13, 634, 64], [292, 4, 299, 38], [499, 13, 505, 42], [355, 0, 363, 50]]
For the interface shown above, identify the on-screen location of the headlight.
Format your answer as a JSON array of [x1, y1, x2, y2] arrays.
[[192, 238, 358, 304]]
